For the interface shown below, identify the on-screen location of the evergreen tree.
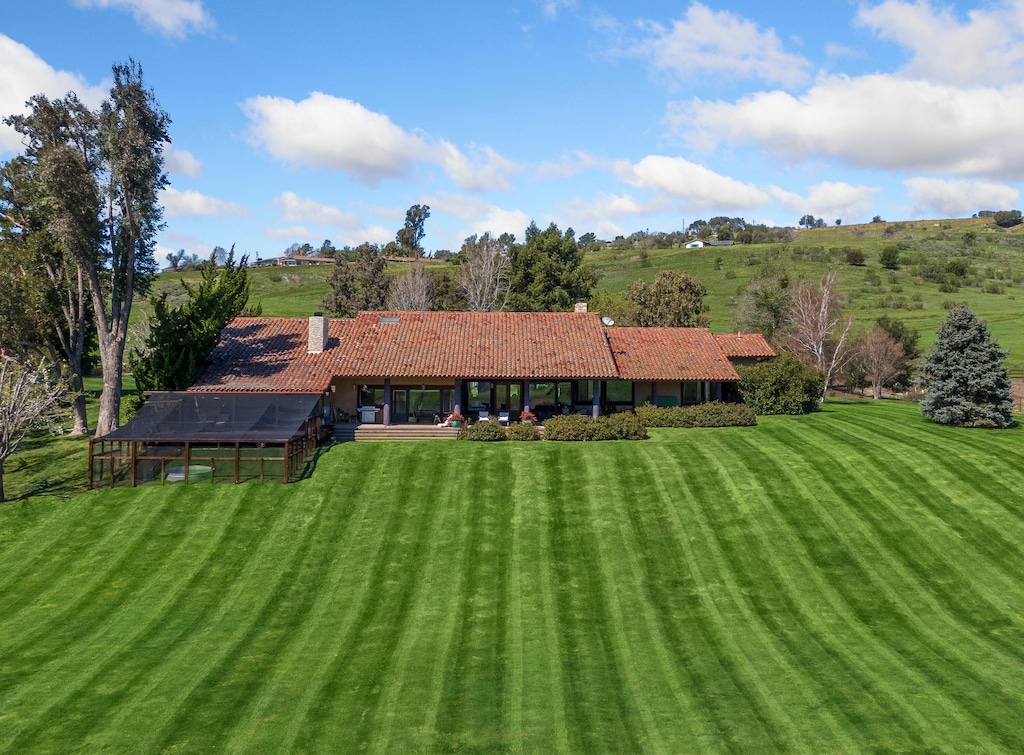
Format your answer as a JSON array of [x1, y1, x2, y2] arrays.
[[919, 305, 1014, 428], [130, 247, 254, 391], [507, 222, 597, 312]]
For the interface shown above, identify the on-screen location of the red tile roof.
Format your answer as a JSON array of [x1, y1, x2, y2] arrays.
[[606, 328, 740, 381], [714, 333, 776, 359], [192, 312, 765, 392], [191, 318, 348, 393]]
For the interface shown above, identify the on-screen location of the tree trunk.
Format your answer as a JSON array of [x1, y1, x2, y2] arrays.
[[95, 335, 125, 437], [70, 373, 88, 435]]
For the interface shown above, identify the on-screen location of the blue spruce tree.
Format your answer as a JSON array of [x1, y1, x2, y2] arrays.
[[919, 305, 1014, 428]]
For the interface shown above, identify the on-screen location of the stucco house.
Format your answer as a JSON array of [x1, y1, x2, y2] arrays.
[[89, 308, 773, 487]]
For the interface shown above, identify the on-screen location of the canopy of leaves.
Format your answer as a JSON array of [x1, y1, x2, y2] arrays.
[[507, 222, 598, 312], [624, 270, 709, 327], [321, 242, 390, 317], [919, 305, 1014, 428], [130, 248, 254, 392]]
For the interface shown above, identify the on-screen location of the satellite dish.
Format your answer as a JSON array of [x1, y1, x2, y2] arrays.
[[601, 316, 615, 326]]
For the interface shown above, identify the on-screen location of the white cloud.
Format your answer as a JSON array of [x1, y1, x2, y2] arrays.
[[769, 181, 880, 224], [428, 191, 531, 240], [856, 0, 1024, 86], [534, 151, 605, 180], [0, 34, 108, 153], [536, 0, 578, 20], [262, 225, 316, 242], [244, 93, 425, 185], [162, 187, 247, 218], [274, 192, 361, 229], [164, 147, 202, 177], [270, 193, 393, 246], [634, 2, 810, 87], [903, 177, 1021, 217], [557, 192, 671, 239], [71, 0, 214, 38], [614, 155, 771, 211], [432, 141, 520, 192], [243, 92, 519, 192], [676, 74, 1024, 179]]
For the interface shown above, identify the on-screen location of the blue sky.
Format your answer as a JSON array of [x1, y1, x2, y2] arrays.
[[3, 1, 1024, 261]]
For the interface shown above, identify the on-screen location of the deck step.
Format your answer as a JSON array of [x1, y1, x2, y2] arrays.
[[333, 423, 460, 442]]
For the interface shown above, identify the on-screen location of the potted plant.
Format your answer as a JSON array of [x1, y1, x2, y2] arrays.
[[520, 410, 538, 426], [447, 412, 465, 427]]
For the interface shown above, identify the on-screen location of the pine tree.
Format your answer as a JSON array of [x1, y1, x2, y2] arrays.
[[919, 305, 1014, 428]]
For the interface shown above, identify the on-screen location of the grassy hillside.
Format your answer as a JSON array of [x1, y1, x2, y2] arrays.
[[148, 216, 1024, 368], [3, 401, 1024, 751]]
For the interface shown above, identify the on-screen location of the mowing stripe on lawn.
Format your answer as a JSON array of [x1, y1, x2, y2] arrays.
[[729, 423, 1024, 749]]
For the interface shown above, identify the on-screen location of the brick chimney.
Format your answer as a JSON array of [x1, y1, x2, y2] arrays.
[[574, 300, 588, 314], [308, 312, 328, 353]]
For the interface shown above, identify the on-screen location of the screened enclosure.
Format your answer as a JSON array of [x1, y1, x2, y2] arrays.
[[89, 392, 326, 488]]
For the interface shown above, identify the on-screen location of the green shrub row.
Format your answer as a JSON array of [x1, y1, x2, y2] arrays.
[[542, 413, 648, 441], [634, 402, 756, 427], [457, 420, 542, 441]]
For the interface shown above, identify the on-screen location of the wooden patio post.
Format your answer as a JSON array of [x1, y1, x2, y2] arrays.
[[383, 378, 392, 426], [130, 441, 137, 488], [522, 381, 530, 414], [283, 441, 290, 484], [592, 380, 601, 418], [184, 442, 190, 484]]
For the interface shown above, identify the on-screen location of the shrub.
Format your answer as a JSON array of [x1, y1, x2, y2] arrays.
[[634, 402, 756, 427], [844, 247, 866, 266], [507, 422, 541, 441], [542, 413, 648, 441], [605, 411, 649, 439], [737, 353, 824, 414], [458, 420, 506, 441], [879, 245, 901, 269]]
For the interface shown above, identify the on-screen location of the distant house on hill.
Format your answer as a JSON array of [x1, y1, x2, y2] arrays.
[[254, 254, 335, 267], [685, 239, 734, 249]]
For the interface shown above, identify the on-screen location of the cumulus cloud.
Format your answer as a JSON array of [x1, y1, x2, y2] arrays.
[[164, 147, 202, 177], [71, 0, 214, 38], [614, 155, 771, 211], [903, 177, 1021, 218], [0, 35, 108, 153], [675, 75, 1024, 179], [769, 181, 880, 224], [428, 191, 531, 240], [162, 187, 247, 218], [243, 92, 519, 191], [856, 0, 1024, 86], [634, 2, 811, 87]]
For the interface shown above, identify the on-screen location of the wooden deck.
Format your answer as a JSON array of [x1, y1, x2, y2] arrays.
[[333, 423, 460, 442]]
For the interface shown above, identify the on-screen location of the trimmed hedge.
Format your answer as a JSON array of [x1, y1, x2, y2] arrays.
[[507, 422, 541, 441], [542, 413, 648, 441], [458, 420, 507, 441], [634, 402, 756, 428]]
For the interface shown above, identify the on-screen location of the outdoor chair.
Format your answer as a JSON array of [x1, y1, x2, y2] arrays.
[[478, 411, 490, 422], [498, 412, 511, 425]]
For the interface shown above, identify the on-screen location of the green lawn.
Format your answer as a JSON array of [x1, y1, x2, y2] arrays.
[[2, 400, 1024, 751]]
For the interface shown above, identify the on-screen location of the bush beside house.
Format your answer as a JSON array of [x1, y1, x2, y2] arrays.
[[737, 353, 824, 415]]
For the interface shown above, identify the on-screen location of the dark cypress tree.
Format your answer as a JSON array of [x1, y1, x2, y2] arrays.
[[919, 305, 1014, 428]]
